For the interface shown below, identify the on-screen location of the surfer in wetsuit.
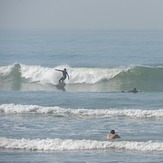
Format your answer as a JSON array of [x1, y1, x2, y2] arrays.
[[55, 68, 69, 83], [128, 88, 139, 93], [122, 88, 141, 93]]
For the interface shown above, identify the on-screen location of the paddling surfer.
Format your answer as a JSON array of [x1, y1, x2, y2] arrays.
[[122, 88, 141, 93]]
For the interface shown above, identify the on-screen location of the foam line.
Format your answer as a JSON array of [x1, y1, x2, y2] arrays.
[[0, 104, 163, 119], [0, 137, 163, 152]]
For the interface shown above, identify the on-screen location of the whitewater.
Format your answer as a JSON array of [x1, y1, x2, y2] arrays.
[[1, 104, 163, 119], [1, 137, 163, 152], [1, 103, 163, 156]]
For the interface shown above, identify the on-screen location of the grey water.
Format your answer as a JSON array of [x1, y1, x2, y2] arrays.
[[0, 30, 163, 162]]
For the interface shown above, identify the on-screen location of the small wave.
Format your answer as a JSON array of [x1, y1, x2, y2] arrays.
[[0, 137, 163, 152], [1, 104, 163, 119]]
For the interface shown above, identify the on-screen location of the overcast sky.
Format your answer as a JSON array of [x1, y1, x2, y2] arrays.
[[0, 0, 163, 30]]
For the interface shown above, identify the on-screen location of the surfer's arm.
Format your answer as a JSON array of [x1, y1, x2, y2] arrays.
[[55, 69, 62, 72]]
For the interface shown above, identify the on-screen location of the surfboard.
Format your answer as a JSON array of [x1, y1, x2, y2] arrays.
[[56, 82, 66, 88]]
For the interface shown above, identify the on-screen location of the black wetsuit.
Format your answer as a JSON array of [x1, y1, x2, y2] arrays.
[[59, 70, 68, 83]]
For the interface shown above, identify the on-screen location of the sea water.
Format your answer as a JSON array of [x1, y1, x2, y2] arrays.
[[0, 30, 163, 162]]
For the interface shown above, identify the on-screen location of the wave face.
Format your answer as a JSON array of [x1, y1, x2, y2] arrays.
[[0, 137, 163, 152], [1, 104, 163, 119], [1, 64, 163, 92]]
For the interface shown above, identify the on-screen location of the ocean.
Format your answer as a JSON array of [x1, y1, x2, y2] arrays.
[[0, 30, 163, 162]]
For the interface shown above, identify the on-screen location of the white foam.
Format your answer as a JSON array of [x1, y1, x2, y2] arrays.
[[20, 64, 59, 84], [0, 65, 13, 76], [0, 137, 163, 152], [68, 67, 125, 84], [0, 64, 127, 85], [0, 104, 163, 119]]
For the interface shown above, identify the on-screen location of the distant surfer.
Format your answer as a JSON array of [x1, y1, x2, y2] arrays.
[[128, 88, 139, 93], [55, 68, 69, 83], [122, 88, 141, 93], [107, 130, 121, 139]]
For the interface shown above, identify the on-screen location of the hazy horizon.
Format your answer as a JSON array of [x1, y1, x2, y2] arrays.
[[0, 0, 163, 30]]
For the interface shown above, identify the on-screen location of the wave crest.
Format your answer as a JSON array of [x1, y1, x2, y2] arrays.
[[1, 64, 163, 91], [0, 137, 163, 152], [1, 104, 163, 119]]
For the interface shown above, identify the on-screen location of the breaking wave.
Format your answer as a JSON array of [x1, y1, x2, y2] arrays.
[[0, 137, 163, 152], [0, 104, 163, 119], [1, 63, 163, 92]]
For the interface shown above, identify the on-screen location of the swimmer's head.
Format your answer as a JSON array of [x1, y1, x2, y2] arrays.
[[110, 130, 115, 134]]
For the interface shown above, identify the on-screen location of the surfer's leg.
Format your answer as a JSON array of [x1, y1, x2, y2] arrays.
[[59, 77, 63, 83], [62, 77, 66, 82], [59, 76, 66, 83]]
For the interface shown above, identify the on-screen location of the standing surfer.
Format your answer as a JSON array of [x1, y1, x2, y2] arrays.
[[55, 68, 69, 83]]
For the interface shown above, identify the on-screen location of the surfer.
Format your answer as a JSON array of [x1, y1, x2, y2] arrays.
[[128, 88, 140, 93], [107, 130, 121, 139], [122, 88, 141, 93], [55, 68, 69, 83]]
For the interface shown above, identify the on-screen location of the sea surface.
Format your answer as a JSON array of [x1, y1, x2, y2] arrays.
[[0, 30, 163, 162]]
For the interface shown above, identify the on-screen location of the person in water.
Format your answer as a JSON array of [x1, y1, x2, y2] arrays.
[[128, 88, 139, 93], [122, 88, 140, 93], [107, 130, 121, 139], [55, 68, 69, 83]]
